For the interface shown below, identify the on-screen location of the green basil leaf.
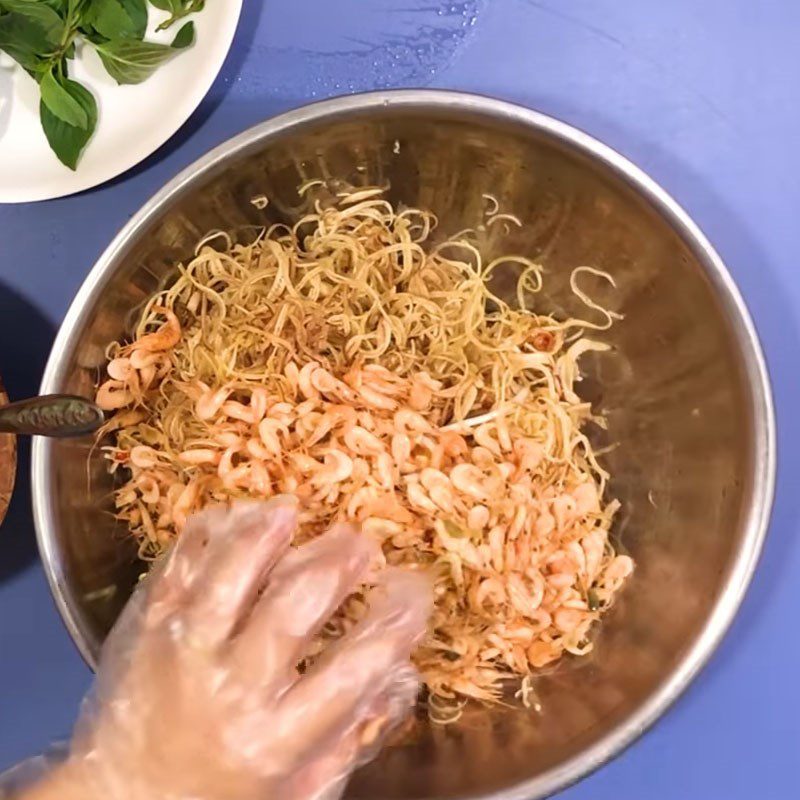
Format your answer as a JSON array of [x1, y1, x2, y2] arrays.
[[84, 0, 147, 40], [149, 0, 202, 31], [93, 19, 193, 84], [170, 15, 192, 47], [66, 0, 88, 24], [40, 66, 89, 127], [0, 2, 65, 52], [0, 0, 64, 36], [0, 21, 44, 70], [40, 0, 69, 13], [39, 76, 97, 169]]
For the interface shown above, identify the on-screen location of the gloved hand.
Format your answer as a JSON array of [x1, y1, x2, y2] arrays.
[[35, 498, 431, 800]]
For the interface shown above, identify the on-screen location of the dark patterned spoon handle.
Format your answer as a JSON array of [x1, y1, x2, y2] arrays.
[[0, 395, 105, 437]]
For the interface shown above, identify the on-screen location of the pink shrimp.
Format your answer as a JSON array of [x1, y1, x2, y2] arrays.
[[449, 463, 490, 501], [96, 380, 133, 410], [394, 408, 432, 434], [126, 306, 180, 353], [178, 449, 219, 467], [344, 425, 384, 456], [358, 385, 398, 411], [222, 401, 256, 424], [172, 480, 201, 530], [195, 385, 232, 421], [130, 445, 160, 469], [129, 350, 162, 370], [106, 357, 133, 382], [311, 451, 353, 486], [467, 504, 490, 531]]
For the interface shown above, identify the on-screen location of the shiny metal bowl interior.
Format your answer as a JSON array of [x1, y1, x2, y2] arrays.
[[33, 91, 774, 799]]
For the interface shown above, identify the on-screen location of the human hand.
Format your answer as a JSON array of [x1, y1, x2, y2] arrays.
[[48, 498, 431, 800]]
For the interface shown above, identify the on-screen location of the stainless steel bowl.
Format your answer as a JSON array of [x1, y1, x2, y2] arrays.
[[32, 90, 775, 799]]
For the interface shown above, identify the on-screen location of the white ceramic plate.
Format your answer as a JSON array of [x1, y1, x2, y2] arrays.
[[0, 2, 242, 204]]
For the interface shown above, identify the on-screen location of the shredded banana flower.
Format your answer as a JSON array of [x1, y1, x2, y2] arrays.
[[95, 186, 633, 718]]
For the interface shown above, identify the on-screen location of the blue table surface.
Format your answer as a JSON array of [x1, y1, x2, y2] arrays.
[[1, 1, 798, 797]]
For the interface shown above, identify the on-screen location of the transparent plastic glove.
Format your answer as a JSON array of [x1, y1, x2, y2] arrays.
[[56, 497, 432, 800]]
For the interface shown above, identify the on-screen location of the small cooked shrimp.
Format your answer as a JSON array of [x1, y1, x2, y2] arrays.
[[196, 385, 232, 421], [344, 425, 384, 456], [439, 430, 468, 458], [222, 401, 257, 424], [552, 493, 578, 531], [534, 509, 555, 537], [358, 385, 398, 411], [374, 452, 395, 490], [419, 468, 454, 513], [126, 306, 180, 353], [129, 350, 162, 370], [601, 554, 634, 588], [470, 578, 506, 611], [249, 461, 271, 495], [470, 446, 496, 470], [408, 379, 433, 411], [507, 503, 527, 540], [246, 438, 272, 461], [481, 525, 502, 572], [297, 362, 321, 400], [97, 408, 145, 435], [527, 640, 560, 668], [96, 380, 133, 410], [135, 474, 160, 505], [450, 463, 490, 501], [513, 437, 544, 476], [130, 445, 160, 469], [290, 453, 321, 474], [572, 481, 600, 516], [311, 451, 353, 486], [311, 368, 358, 402], [106, 357, 133, 382], [215, 431, 243, 449], [258, 418, 288, 457], [406, 481, 440, 515], [284, 361, 300, 395], [467, 504, 490, 531], [495, 415, 512, 452], [394, 408, 432, 434], [553, 607, 586, 634], [474, 424, 502, 457], [346, 486, 382, 520], [249, 388, 269, 423], [172, 480, 201, 530], [139, 364, 157, 389], [391, 433, 411, 467], [506, 573, 544, 618], [178, 448, 220, 466], [217, 446, 245, 488]]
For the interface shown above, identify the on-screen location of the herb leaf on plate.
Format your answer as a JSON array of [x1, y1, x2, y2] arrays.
[[82, 0, 148, 40], [40, 63, 90, 126], [0, 0, 65, 45], [0, 0, 204, 169], [0, 0, 65, 71], [149, 0, 202, 31], [39, 67, 98, 169], [94, 19, 193, 83]]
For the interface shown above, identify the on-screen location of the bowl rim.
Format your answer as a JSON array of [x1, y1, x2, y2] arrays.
[[32, 89, 776, 800]]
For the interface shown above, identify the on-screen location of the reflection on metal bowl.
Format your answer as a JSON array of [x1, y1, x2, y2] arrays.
[[32, 91, 775, 800]]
